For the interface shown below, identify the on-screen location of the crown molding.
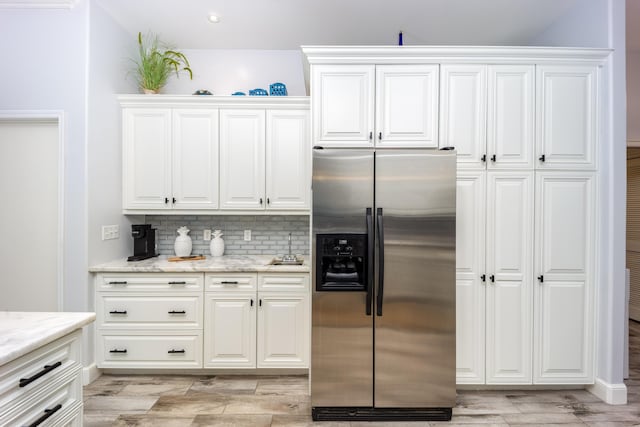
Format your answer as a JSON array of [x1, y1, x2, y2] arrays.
[[0, 0, 76, 9]]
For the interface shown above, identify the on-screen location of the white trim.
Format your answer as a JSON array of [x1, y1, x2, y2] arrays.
[[0, 111, 65, 311], [628, 140, 640, 148], [117, 95, 309, 110], [0, 0, 76, 8], [588, 378, 627, 404], [123, 209, 310, 216], [82, 363, 102, 385]]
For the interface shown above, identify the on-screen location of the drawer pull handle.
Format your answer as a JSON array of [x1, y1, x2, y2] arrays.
[[109, 310, 127, 315], [108, 281, 127, 285], [19, 361, 62, 388], [26, 403, 62, 427], [168, 349, 185, 354], [221, 281, 239, 285], [168, 310, 186, 314], [109, 349, 127, 354], [168, 281, 187, 285]]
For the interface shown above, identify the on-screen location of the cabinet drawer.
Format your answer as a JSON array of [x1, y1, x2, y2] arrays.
[[0, 369, 82, 427], [205, 273, 257, 292], [98, 332, 202, 369], [0, 331, 81, 416], [97, 273, 203, 292], [258, 273, 309, 292], [98, 295, 202, 329]]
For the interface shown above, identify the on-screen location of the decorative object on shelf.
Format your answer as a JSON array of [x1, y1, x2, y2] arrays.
[[174, 226, 193, 257], [133, 31, 193, 94], [249, 88, 268, 96], [269, 82, 287, 96], [231, 91, 246, 96], [210, 229, 225, 257], [193, 89, 213, 95]]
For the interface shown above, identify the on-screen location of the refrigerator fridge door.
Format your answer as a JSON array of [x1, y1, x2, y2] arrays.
[[374, 149, 457, 408], [311, 148, 374, 408]]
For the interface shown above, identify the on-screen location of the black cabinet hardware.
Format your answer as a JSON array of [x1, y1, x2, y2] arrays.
[[165, 197, 169, 204], [538, 275, 544, 283], [267, 197, 270, 204], [369, 131, 372, 140], [19, 361, 62, 388], [259, 198, 263, 205], [481, 154, 487, 162], [168, 281, 186, 285], [365, 207, 373, 316], [221, 281, 239, 285], [168, 310, 186, 314], [376, 208, 385, 316], [168, 349, 185, 354], [109, 281, 127, 285], [172, 197, 176, 204], [539, 154, 546, 162], [491, 154, 496, 162], [250, 299, 254, 307], [26, 403, 62, 427], [378, 132, 383, 140], [109, 310, 127, 315], [109, 349, 127, 353], [480, 274, 486, 282], [490, 275, 495, 283], [259, 299, 262, 307]]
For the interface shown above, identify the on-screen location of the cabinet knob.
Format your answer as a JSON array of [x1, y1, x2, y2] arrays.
[[491, 154, 496, 162], [490, 274, 495, 283], [109, 310, 127, 315], [109, 349, 127, 354], [168, 310, 186, 314], [369, 131, 373, 140], [538, 275, 544, 283], [267, 198, 270, 205], [259, 198, 263, 205], [378, 132, 383, 140], [539, 154, 546, 162], [481, 154, 486, 162], [172, 197, 176, 204], [168, 349, 185, 354], [164, 197, 169, 204], [480, 274, 486, 282], [251, 299, 254, 307]]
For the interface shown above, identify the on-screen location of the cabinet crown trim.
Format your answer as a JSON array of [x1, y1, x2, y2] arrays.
[[118, 95, 309, 109]]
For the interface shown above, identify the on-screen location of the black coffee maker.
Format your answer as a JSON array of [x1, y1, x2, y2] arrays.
[[127, 224, 157, 261]]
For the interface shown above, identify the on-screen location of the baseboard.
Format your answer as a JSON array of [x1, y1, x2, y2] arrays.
[[82, 363, 102, 385], [587, 378, 627, 404]]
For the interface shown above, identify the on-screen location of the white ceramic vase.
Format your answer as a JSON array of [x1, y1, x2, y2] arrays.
[[210, 229, 225, 257], [174, 226, 192, 257]]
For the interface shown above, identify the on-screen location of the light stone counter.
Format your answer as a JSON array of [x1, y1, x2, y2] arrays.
[[0, 311, 95, 366], [89, 254, 309, 273]]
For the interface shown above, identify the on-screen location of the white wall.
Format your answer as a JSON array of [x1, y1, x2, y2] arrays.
[[529, 0, 628, 399], [628, 51, 640, 141], [161, 49, 307, 96]]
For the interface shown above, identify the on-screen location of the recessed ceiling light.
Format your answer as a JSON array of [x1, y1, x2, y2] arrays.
[[208, 14, 220, 23]]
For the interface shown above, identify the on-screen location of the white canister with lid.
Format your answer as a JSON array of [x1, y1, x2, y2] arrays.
[[210, 229, 225, 257]]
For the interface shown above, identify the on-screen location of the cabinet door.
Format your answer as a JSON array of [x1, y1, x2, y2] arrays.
[[485, 171, 533, 384], [534, 172, 595, 383], [375, 65, 439, 147], [122, 108, 172, 210], [536, 65, 597, 170], [440, 65, 487, 169], [311, 64, 375, 147], [172, 109, 219, 209], [257, 292, 309, 368], [219, 110, 266, 210], [203, 293, 256, 368], [487, 65, 534, 169], [456, 171, 486, 384], [265, 110, 310, 210]]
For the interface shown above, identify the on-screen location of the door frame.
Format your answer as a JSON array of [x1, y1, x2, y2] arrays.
[[0, 110, 65, 310]]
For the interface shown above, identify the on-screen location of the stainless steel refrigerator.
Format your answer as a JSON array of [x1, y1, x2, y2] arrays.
[[311, 147, 456, 422]]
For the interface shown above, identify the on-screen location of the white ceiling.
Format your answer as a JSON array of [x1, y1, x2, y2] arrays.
[[97, 0, 580, 50]]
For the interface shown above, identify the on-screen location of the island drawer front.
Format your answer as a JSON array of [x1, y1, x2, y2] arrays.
[[258, 273, 309, 292], [97, 273, 204, 292], [98, 295, 203, 329], [205, 273, 258, 292], [0, 368, 82, 427], [98, 332, 203, 368], [0, 330, 81, 416]]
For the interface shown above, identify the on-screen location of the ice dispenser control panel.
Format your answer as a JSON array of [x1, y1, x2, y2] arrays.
[[316, 234, 367, 292]]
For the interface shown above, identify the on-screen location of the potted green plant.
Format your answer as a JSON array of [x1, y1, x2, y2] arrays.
[[133, 31, 193, 94]]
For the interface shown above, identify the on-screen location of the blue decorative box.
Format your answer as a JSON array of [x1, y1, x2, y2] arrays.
[[249, 88, 268, 96], [269, 82, 287, 96]]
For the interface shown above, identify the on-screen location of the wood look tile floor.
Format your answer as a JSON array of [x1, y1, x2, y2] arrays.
[[84, 321, 640, 426]]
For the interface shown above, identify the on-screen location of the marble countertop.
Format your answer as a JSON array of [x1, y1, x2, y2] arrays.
[[0, 312, 95, 366], [89, 255, 310, 273]]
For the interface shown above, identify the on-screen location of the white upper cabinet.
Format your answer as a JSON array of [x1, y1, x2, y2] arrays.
[[440, 65, 487, 168], [123, 108, 172, 210], [312, 65, 375, 147], [266, 110, 310, 210], [375, 65, 439, 147], [536, 65, 597, 170], [220, 110, 266, 210], [172, 109, 219, 209], [487, 66, 535, 169], [534, 172, 595, 383]]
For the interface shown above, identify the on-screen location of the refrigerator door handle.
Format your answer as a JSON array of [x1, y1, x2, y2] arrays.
[[365, 208, 373, 316], [376, 207, 385, 316]]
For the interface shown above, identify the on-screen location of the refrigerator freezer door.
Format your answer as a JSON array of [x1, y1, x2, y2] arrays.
[[311, 148, 375, 407], [374, 150, 457, 408]]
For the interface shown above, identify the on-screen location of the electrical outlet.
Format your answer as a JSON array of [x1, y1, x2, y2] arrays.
[[244, 229, 251, 241], [101, 225, 119, 240], [203, 229, 212, 241]]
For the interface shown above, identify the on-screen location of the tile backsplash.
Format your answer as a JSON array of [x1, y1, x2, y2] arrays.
[[146, 215, 310, 256]]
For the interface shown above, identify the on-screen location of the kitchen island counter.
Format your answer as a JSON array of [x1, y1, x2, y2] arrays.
[[89, 254, 309, 273]]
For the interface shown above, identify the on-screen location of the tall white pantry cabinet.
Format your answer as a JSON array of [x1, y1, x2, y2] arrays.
[[302, 46, 607, 386]]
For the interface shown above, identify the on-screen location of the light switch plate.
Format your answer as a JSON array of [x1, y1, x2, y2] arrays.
[[102, 225, 119, 240], [244, 230, 251, 241], [203, 229, 212, 241]]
